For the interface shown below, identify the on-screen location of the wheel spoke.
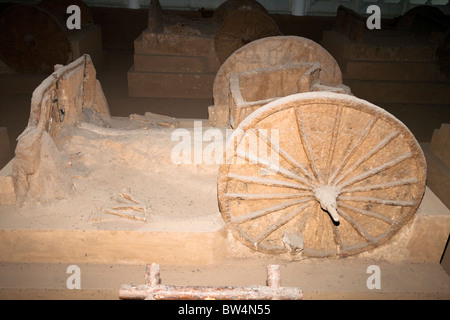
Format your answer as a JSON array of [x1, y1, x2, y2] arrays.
[[297, 205, 312, 231], [338, 202, 397, 225], [338, 152, 413, 188], [227, 173, 312, 191], [325, 106, 343, 182], [336, 208, 375, 243], [328, 116, 377, 184], [232, 198, 312, 224], [255, 128, 314, 184], [252, 203, 311, 247], [333, 131, 400, 186], [236, 149, 315, 187], [341, 177, 418, 193], [294, 107, 322, 183], [338, 195, 415, 206], [225, 192, 313, 200]]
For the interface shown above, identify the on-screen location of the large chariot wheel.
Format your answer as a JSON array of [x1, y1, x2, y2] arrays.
[[0, 4, 70, 74], [214, 10, 280, 64], [218, 92, 426, 257]]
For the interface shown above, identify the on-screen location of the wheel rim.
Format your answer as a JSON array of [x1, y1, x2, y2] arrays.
[[213, 0, 269, 25], [214, 10, 279, 65], [218, 92, 426, 257]]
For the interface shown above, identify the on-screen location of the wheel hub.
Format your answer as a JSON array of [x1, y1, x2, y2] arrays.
[[313, 185, 341, 223]]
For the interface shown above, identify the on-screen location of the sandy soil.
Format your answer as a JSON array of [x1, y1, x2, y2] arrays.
[[1, 118, 225, 231]]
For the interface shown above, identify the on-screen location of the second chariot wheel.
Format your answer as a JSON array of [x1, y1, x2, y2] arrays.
[[213, 0, 269, 24], [214, 10, 280, 64], [218, 92, 426, 257]]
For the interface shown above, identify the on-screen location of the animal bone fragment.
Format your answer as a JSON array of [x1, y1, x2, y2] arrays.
[[104, 209, 147, 222], [110, 206, 146, 213], [119, 192, 141, 204], [103, 190, 148, 222]]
